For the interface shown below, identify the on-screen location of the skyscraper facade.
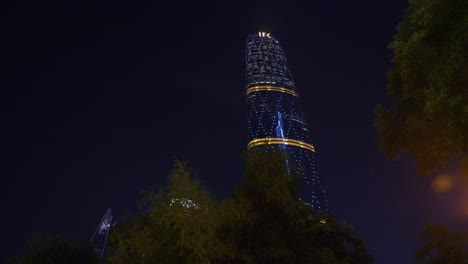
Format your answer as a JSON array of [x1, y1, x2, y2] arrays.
[[245, 32, 328, 212]]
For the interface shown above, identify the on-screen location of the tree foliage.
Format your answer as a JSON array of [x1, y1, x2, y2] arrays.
[[106, 160, 228, 264], [106, 152, 374, 264], [9, 235, 98, 264], [374, 0, 468, 174], [414, 223, 468, 264]]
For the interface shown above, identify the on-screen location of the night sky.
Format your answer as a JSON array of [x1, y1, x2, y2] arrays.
[[2, 1, 466, 263]]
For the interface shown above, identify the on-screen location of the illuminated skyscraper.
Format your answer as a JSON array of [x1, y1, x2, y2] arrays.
[[90, 208, 114, 263], [245, 32, 328, 211]]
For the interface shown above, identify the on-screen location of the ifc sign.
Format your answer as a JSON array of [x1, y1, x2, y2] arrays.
[[258, 32, 271, 38]]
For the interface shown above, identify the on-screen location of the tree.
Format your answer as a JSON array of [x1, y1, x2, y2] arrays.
[[106, 153, 373, 263], [374, 0, 468, 174], [106, 159, 230, 264], [9, 235, 98, 264], [227, 151, 374, 264], [414, 223, 468, 264], [228, 151, 304, 263]]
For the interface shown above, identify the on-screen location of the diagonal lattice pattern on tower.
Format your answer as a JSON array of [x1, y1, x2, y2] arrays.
[[245, 32, 328, 212]]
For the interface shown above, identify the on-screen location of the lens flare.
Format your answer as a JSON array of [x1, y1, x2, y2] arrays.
[[431, 174, 453, 193]]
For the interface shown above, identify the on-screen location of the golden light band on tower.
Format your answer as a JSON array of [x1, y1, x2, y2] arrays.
[[246, 86, 299, 97], [247, 137, 315, 153]]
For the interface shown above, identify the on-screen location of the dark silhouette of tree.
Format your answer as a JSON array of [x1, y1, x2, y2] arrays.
[[106, 152, 374, 263], [9, 235, 98, 264], [374, 0, 467, 174], [414, 223, 468, 264], [106, 159, 229, 264], [227, 151, 373, 264]]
